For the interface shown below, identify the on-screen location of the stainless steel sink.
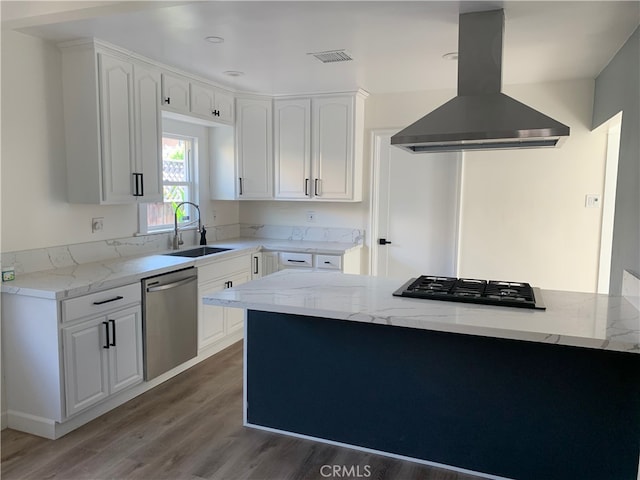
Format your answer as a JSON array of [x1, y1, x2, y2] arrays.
[[164, 246, 232, 258]]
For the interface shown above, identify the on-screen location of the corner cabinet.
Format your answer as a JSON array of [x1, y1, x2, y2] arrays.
[[60, 40, 163, 204], [274, 91, 367, 202], [235, 97, 273, 199]]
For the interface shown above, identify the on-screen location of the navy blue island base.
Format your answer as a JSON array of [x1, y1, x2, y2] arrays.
[[246, 310, 640, 480]]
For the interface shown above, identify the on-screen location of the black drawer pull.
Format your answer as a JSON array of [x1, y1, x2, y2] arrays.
[[93, 296, 124, 306], [164, 97, 171, 105], [103, 321, 110, 349], [287, 259, 306, 263], [253, 256, 259, 275], [109, 319, 116, 347]]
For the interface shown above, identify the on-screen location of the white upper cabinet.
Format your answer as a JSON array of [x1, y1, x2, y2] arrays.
[[161, 73, 235, 126], [236, 97, 273, 199], [190, 81, 235, 124], [274, 92, 367, 202], [61, 41, 163, 204], [133, 63, 163, 202], [274, 98, 312, 199], [161, 72, 190, 114]]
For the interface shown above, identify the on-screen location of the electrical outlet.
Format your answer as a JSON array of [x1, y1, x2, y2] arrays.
[[585, 194, 601, 208], [306, 211, 316, 223], [92, 217, 104, 233], [211, 210, 217, 224]]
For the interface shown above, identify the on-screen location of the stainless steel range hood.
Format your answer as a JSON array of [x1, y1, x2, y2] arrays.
[[391, 9, 570, 153]]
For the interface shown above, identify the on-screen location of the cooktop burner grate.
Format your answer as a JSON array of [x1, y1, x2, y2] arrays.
[[393, 275, 545, 310]]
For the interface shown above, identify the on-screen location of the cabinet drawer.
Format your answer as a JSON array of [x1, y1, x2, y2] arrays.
[[198, 254, 250, 284], [315, 254, 342, 270], [279, 252, 313, 268], [62, 284, 141, 323]]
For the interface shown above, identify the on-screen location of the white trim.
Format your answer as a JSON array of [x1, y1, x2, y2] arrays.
[[368, 129, 403, 276], [243, 422, 513, 480], [597, 112, 622, 294], [455, 152, 465, 277], [1, 410, 8, 430]]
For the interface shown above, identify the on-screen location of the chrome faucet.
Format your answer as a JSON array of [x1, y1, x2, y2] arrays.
[[173, 202, 201, 250]]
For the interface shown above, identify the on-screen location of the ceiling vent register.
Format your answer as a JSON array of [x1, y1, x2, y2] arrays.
[[308, 50, 353, 63]]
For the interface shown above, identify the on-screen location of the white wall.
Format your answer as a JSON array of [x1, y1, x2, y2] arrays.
[[366, 80, 608, 292], [0, 31, 238, 253], [460, 81, 606, 292]]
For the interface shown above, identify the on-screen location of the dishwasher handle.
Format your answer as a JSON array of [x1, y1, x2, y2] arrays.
[[146, 275, 197, 293]]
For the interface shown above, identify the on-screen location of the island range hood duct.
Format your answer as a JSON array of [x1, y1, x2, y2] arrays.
[[391, 9, 570, 153]]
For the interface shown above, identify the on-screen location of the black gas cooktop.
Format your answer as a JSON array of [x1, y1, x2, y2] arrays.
[[393, 275, 546, 310]]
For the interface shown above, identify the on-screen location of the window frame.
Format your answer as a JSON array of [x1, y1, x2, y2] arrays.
[[138, 133, 198, 235]]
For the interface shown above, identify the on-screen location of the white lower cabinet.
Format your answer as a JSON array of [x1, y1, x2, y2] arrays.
[[251, 252, 279, 279], [197, 254, 251, 351], [62, 303, 143, 417]]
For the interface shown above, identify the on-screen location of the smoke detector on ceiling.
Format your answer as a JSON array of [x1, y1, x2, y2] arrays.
[[307, 49, 353, 63]]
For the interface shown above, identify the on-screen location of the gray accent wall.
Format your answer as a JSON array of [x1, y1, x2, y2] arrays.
[[592, 27, 640, 295]]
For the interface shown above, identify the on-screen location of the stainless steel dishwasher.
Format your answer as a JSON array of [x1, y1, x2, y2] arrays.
[[142, 267, 198, 380]]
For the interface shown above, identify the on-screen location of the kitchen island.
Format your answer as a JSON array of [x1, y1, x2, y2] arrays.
[[204, 270, 640, 480]]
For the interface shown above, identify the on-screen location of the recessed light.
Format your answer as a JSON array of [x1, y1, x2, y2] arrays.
[[205, 36, 224, 44], [442, 52, 459, 61], [223, 71, 244, 77]]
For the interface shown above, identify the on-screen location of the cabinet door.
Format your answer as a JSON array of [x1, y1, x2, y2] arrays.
[[215, 90, 235, 125], [134, 64, 163, 202], [107, 306, 143, 394], [274, 98, 312, 199], [190, 82, 216, 119], [312, 96, 354, 200], [225, 271, 251, 334], [262, 252, 280, 276], [236, 98, 273, 199], [98, 53, 136, 204], [161, 73, 190, 113], [198, 279, 227, 350], [63, 319, 110, 417]]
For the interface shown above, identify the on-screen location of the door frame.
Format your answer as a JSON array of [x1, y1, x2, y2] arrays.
[[368, 129, 464, 276]]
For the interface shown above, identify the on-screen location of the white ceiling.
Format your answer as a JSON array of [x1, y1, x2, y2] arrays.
[[3, 1, 639, 95]]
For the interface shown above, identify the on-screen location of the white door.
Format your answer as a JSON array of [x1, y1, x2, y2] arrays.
[[312, 96, 353, 200], [134, 64, 163, 202], [236, 98, 273, 199], [63, 318, 110, 416], [373, 132, 461, 280], [214, 90, 235, 124], [161, 73, 190, 113], [108, 306, 143, 394], [198, 279, 227, 349], [98, 53, 135, 204], [274, 98, 312, 199]]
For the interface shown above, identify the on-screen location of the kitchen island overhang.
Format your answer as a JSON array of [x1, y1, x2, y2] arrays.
[[204, 271, 640, 480]]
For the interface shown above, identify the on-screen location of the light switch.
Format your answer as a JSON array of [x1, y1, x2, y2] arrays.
[[585, 194, 601, 208]]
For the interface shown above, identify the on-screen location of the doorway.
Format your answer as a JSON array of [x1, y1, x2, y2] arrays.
[[369, 130, 462, 279]]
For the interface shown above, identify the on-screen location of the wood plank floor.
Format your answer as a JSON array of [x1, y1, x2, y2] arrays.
[[1, 341, 485, 480]]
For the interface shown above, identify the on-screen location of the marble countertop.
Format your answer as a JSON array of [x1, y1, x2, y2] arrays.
[[1, 239, 361, 300], [203, 270, 640, 354]]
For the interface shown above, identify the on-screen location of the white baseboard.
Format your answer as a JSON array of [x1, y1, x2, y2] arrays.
[[7, 411, 56, 438]]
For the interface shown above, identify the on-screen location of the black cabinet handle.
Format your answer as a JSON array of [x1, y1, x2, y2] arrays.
[[253, 256, 259, 275], [314, 179, 321, 196], [109, 319, 116, 347], [287, 259, 306, 263], [229, 281, 233, 288], [224, 280, 234, 288], [93, 296, 124, 305], [212, 110, 220, 117], [304, 178, 310, 196], [132, 174, 140, 196], [164, 97, 171, 105], [378, 238, 392, 245], [103, 321, 110, 349], [239, 177, 243, 195], [139, 173, 144, 197]]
